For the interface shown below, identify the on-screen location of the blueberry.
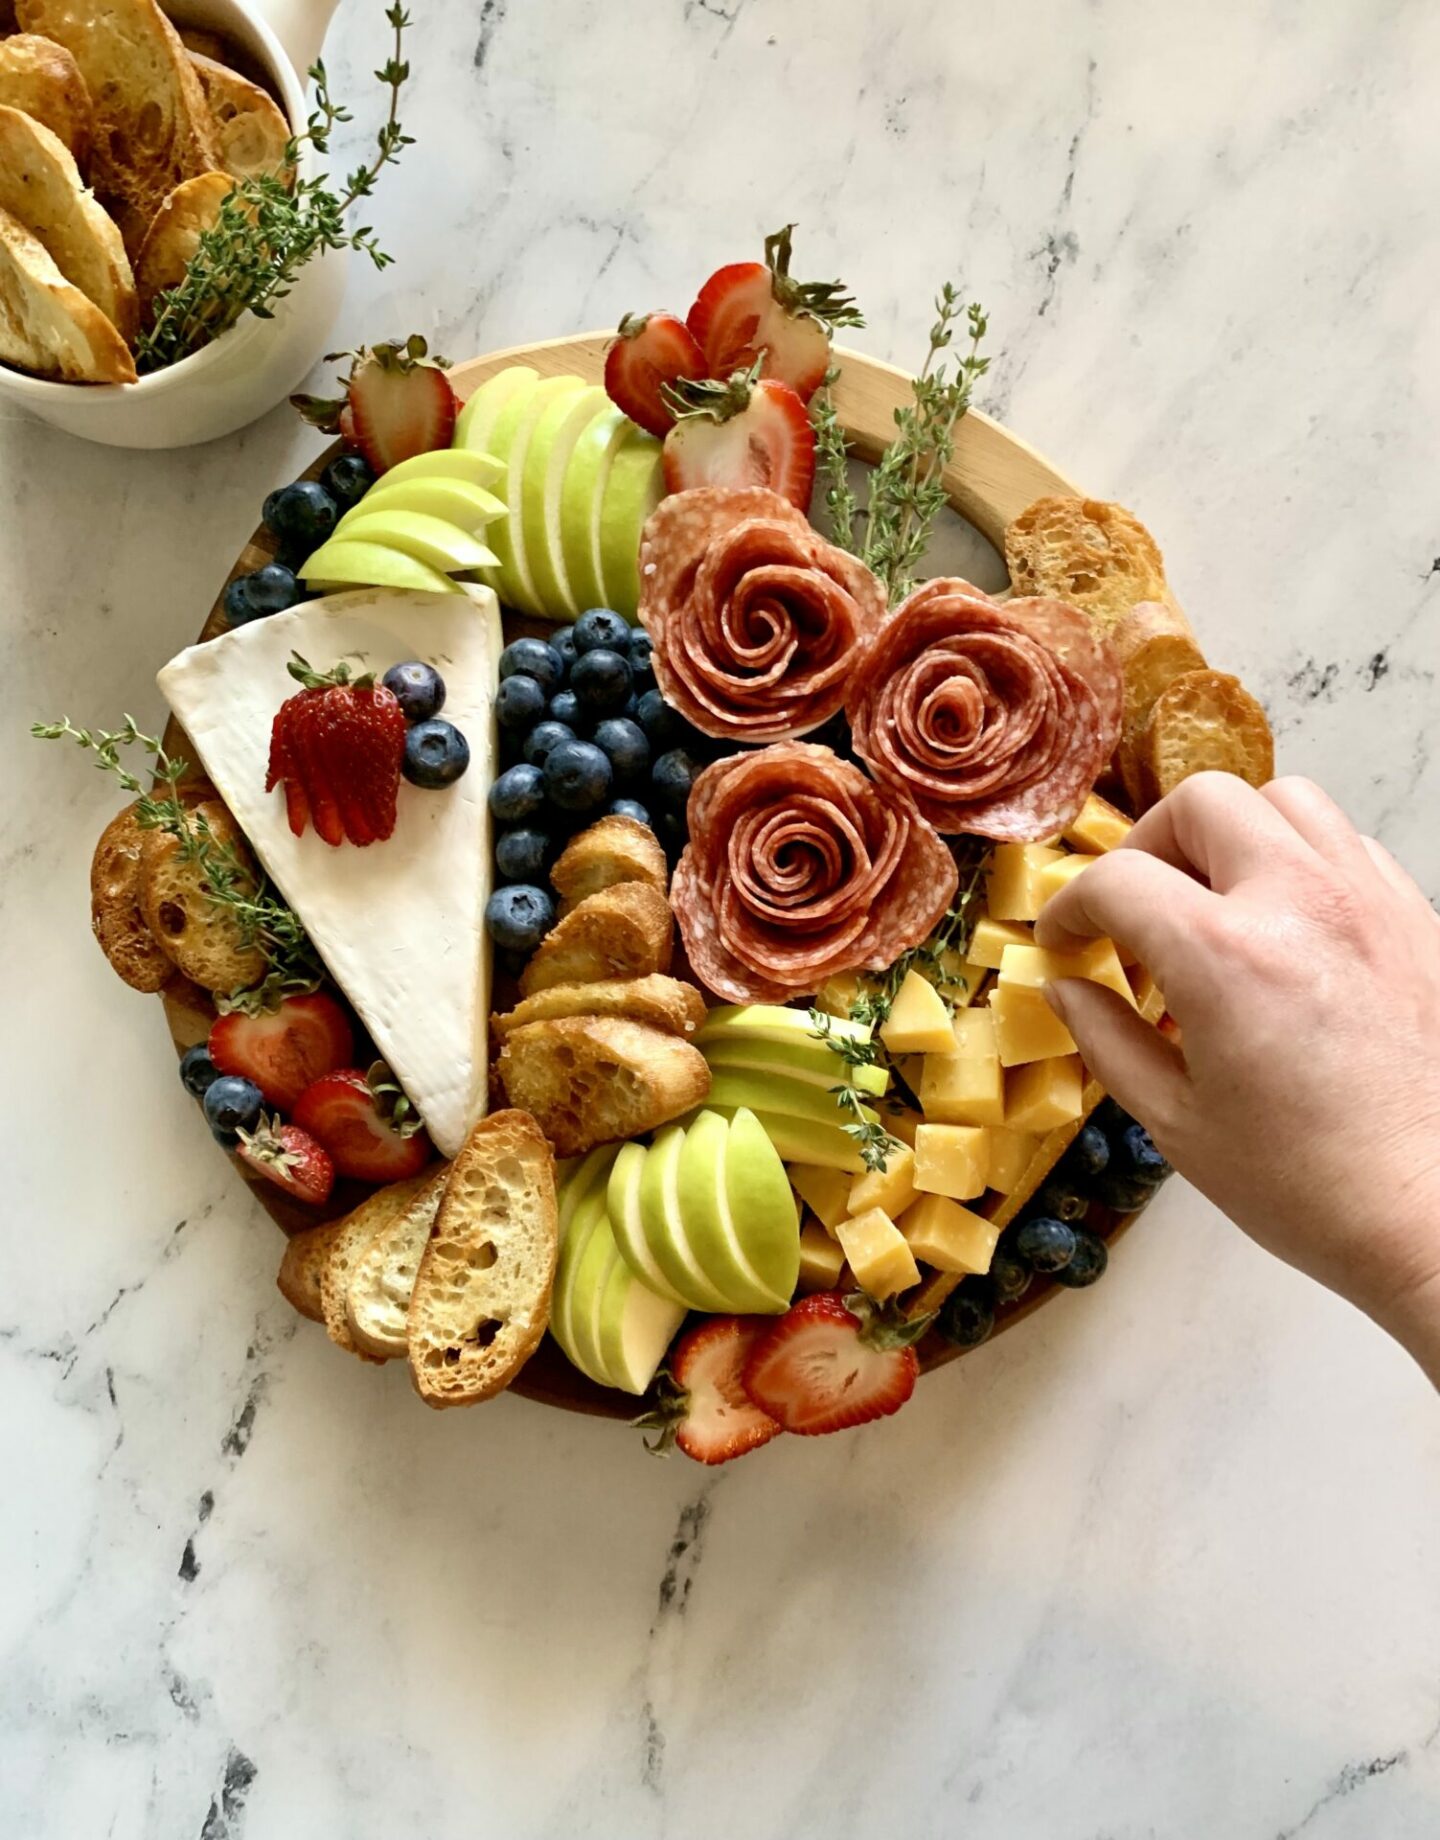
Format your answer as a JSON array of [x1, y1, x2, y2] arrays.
[[320, 452, 375, 511], [489, 763, 547, 823], [1094, 1172, 1158, 1214], [553, 627, 579, 673], [496, 673, 548, 730], [485, 884, 555, 953], [523, 720, 576, 768], [202, 1074, 263, 1142], [1015, 1216, 1077, 1273], [495, 826, 550, 882], [653, 808, 689, 858], [989, 1239, 1031, 1304], [382, 660, 445, 722], [570, 647, 633, 716], [1035, 1179, 1088, 1224], [179, 1044, 220, 1099], [574, 607, 632, 654], [1115, 1122, 1171, 1186], [245, 563, 301, 616], [1069, 1123, 1111, 1179], [404, 719, 470, 788], [1053, 1230, 1109, 1288], [609, 798, 651, 826], [628, 628, 656, 693], [651, 747, 701, 811], [592, 716, 650, 784], [544, 738, 613, 812], [636, 687, 693, 752], [222, 576, 256, 624], [499, 637, 565, 695], [937, 1276, 997, 1348], [262, 479, 338, 547], [548, 688, 584, 730]]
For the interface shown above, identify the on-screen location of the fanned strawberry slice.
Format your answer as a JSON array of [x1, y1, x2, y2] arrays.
[[637, 1316, 782, 1464], [603, 311, 707, 438], [661, 362, 816, 510], [741, 1291, 926, 1436], [267, 655, 406, 848]]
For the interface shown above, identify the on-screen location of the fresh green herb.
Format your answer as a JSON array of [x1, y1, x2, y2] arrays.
[[811, 363, 858, 552], [135, 5, 415, 373], [31, 716, 322, 993], [846, 850, 990, 1032], [808, 1008, 901, 1172]]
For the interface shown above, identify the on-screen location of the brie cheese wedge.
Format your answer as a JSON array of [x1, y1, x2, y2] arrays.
[[158, 586, 501, 1158]]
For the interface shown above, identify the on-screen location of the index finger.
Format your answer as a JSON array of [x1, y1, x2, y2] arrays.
[[1034, 846, 1220, 1001], [1117, 772, 1312, 893]]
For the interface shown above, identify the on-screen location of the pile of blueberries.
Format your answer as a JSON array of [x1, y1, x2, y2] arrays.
[[935, 1100, 1172, 1349], [485, 606, 711, 959], [221, 456, 375, 626]]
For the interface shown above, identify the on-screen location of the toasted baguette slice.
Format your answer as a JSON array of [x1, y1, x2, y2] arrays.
[[407, 1109, 558, 1407], [519, 882, 673, 997], [498, 1016, 711, 1156], [134, 168, 231, 314], [0, 33, 93, 166], [175, 26, 228, 61], [1005, 497, 1171, 635], [493, 972, 708, 1041], [550, 814, 668, 916], [0, 202, 133, 379], [15, 0, 219, 252], [321, 1178, 439, 1362], [1112, 599, 1208, 807], [0, 106, 135, 339], [188, 52, 289, 183], [345, 1165, 448, 1361], [138, 798, 266, 992], [1140, 669, 1275, 805], [90, 803, 172, 991], [277, 1222, 340, 1324]]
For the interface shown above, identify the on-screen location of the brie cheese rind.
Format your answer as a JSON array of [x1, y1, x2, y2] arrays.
[[158, 586, 501, 1158]]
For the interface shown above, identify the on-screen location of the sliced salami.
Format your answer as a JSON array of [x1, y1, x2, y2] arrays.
[[846, 578, 1123, 840], [673, 742, 958, 1002], [638, 487, 885, 743]]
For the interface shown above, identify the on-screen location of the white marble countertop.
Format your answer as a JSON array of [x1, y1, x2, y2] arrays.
[[4, 1, 1440, 1833]]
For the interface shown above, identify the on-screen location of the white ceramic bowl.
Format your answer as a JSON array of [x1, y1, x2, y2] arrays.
[[0, 0, 346, 448]]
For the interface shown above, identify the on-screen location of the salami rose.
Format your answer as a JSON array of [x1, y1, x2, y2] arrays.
[[637, 486, 886, 743], [846, 578, 1124, 840], [672, 743, 958, 1002]]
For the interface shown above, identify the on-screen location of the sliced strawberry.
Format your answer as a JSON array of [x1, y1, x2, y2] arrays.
[[603, 311, 707, 439], [686, 224, 863, 404], [293, 335, 456, 475], [741, 1291, 925, 1437], [209, 991, 355, 1111], [236, 1116, 335, 1206], [267, 655, 407, 848], [661, 364, 816, 510], [265, 711, 311, 839], [292, 1066, 433, 1184]]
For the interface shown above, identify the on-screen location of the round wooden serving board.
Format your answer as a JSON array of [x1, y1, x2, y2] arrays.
[[164, 331, 1153, 1420]]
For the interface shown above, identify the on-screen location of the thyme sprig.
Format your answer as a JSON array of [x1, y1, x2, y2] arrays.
[[808, 1008, 901, 1173], [31, 716, 322, 993], [811, 364, 857, 552], [136, 5, 415, 372]]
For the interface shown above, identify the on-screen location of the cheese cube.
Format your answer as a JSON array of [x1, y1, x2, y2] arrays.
[[949, 1009, 999, 1061], [1005, 1055, 1084, 1131], [879, 1105, 924, 1147], [920, 1049, 1005, 1126], [998, 939, 1136, 1010], [1036, 853, 1098, 906], [988, 982, 1077, 1066], [848, 1142, 920, 1218], [836, 1207, 921, 1300], [898, 1194, 1001, 1276], [814, 971, 866, 1018], [986, 843, 1065, 922], [967, 915, 1034, 970], [935, 948, 984, 1007], [879, 969, 956, 1055], [913, 1124, 990, 1201], [797, 1220, 846, 1292], [788, 1163, 853, 1235], [985, 1125, 1040, 1195], [1063, 793, 1132, 854]]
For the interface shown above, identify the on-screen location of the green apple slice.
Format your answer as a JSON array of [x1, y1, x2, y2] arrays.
[[704, 1071, 879, 1131], [676, 1110, 789, 1312], [696, 1004, 873, 1051], [552, 1185, 613, 1383], [551, 1149, 618, 1362], [333, 509, 499, 573], [454, 365, 537, 454], [703, 1036, 890, 1097], [559, 403, 634, 615], [378, 448, 505, 488], [639, 1124, 732, 1312], [597, 424, 664, 619], [608, 1142, 689, 1306], [570, 1209, 626, 1384], [297, 539, 461, 595], [560, 1146, 621, 1234], [594, 1252, 686, 1395], [346, 476, 506, 534], [483, 375, 590, 615], [699, 1105, 865, 1174], [520, 383, 610, 620], [726, 1107, 801, 1304]]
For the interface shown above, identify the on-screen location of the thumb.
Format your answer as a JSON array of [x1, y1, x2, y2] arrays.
[[1046, 978, 1189, 1130]]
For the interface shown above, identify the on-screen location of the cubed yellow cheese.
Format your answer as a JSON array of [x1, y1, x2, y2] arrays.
[[848, 1142, 920, 1218], [797, 1220, 846, 1292], [967, 915, 1034, 969], [813, 971, 866, 1018], [1005, 1054, 1084, 1131], [998, 938, 1136, 1009], [985, 1125, 1040, 1195], [935, 948, 984, 1007], [1036, 853, 1098, 906], [913, 1124, 990, 1201], [881, 1106, 923, 1148], [788, 1163, 853, 1235], [1062, 793, 1132, 854], [949, 1008, 999, 1061], [879, 968, 956, 1055], [985, 843, 1065, 922], [835, 1207, 921, 1300], [987, 982, 1077, 1066], [898, 1193, 1001, 1276], [920, 1049, 1005, 1126]]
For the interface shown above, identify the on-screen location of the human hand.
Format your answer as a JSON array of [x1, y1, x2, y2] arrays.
[[1035, 773, 1440, 1380]]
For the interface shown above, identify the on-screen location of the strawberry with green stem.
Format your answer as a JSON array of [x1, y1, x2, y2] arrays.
[[293, 334, 457, 474], [661, 359, 816, 510]]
